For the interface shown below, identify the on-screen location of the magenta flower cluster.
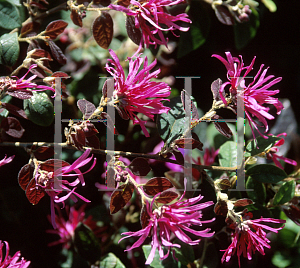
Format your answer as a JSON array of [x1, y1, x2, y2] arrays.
[[212, 52, 284, 140], [105, 49, 171, 137], [109, 0, 191, 48]]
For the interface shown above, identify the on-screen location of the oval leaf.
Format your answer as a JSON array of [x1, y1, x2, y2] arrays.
[[20, 21, 40, 37], [45, 20, 68, 39], [246, 164, 287, 184], [40, 159, 70, 172], [214, 200, 228, 216], [212, 115, 233, 138], [1, 117, 25, 138], [155, 190, 179, 204], [0, 1, 21, 30], [92, 12, 113, 49], [246, 176, 266, 204], [77, 99, 96, 119], [23, 92, 54, 126], [234, 198, 253, 207], [128, 157, 151, 176], [218, 141, 238, 167], [110, 183, 135, 214], [33, 146, 55, 160], [140, 205, 150, 229], [25, 178, 45, 205], [126, 15, 142, 46], [18, 163, 35, 191], [143, 177, 174, 196], [245, 135, 281, 158], [48, 40, 67, 65], [0, 32, 20, 66], [273, 180, 296, 206], [70, 9, 83, 27]]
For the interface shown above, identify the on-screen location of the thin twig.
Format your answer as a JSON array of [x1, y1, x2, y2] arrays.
[[0, 142, 237, 172]]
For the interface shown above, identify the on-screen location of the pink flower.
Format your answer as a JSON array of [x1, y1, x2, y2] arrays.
[[212, 52, 284, 140], [105, 49, 171, 137], [119, 179, 215, 265], [0, 240, 30, 268], [47, 205, 107, 249], [32, 149, 96, 228], [221, 213, 285, 267], [0, 155, 14, 167], [109, 0, 191, 48], [266, 133, 297, 169], [1, 64, 55, 99]]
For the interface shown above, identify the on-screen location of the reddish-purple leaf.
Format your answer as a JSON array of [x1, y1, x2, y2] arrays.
[[30, 49, 52, 60], [214, 200, 228, 216], [215, 178, 231, 190], [212, 115, 233, 138], [71, 133, 83, 150], [128, 158, 151, 176], [30, 1, 47, 9], [283, 205, 300, 226], [118, 0, 130, 7], [211, 78, 225, 102], [110, 183, 135, 214], [33, 146, 55, 160], [0, 117, 25, 138], [77, 99, 96, 119], [20, 21, 40, 37], [6, 90, 33, 100], [175, 138, 203, 151], [92, 12, 113, 49], [45, 20, 68, 39], [40, 0, 49, 5], [234, 199, 253, 207], [140, 205, 150, 229], [82, 122, 98, 137], [181, 90, 199, 121], [48, 41, 67, 65], [192, 132, 203, 151], [172, 150, 184, 165], [126, 15, 142, 46], [215, 5, 234, 25], [85, 135, 100, 149], [40, 159, 70, 172], [143, 177, 174, 196], [155, 190, 179, 204], [76, 128, 86, 145], [71, 9, 83, 27], [18, 163, 35, 191], [0, 103, 28, 119], [26, 178, 45, 205]]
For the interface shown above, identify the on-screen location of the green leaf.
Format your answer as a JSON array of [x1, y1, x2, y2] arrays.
[[246, 176, 266, 204], [246, 164, 287, 184], [99, 253, 126, 268], [173, 239, 194, 265], [245, 135, 281, 157], [273, 180, 295, 206], [74, 223, 101, 264], [23, 92, 54, 126], [142, 245, 179, 268], [156, 96, 187, 147], [234, 8, 260, 50], [3, 0, 21, 6], [0, 1, 21, 29], [218, 141, 240, 167], [0, 95, 12, 118], [177, 1, 210, 58], [0, 32, 19, 66]]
